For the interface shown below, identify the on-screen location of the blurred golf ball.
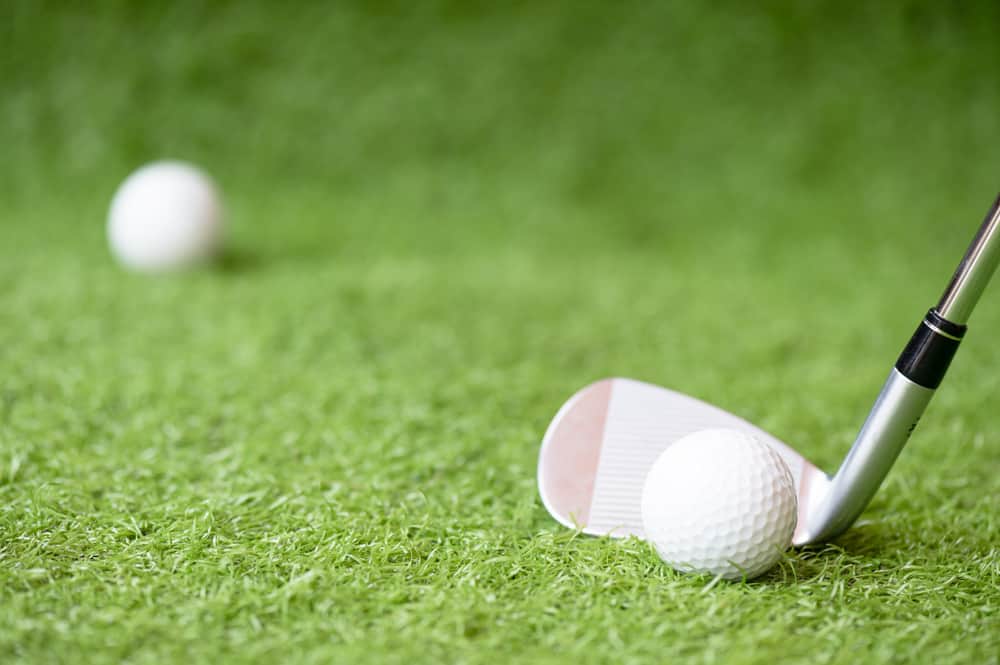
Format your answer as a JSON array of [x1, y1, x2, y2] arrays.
[[108, 161, 223, 271], [641, 428, 797, 580]]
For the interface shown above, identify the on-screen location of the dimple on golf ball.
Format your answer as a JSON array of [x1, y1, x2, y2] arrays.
[[641, 428, 797, 580], [107, 161, 224, 272]]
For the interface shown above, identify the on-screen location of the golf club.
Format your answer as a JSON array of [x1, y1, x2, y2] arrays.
[[538, 192, 1000, 546]]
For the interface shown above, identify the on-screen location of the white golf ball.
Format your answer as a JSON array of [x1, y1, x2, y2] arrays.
[[107, 161, 224, 271], [641, 428, 797, 580]]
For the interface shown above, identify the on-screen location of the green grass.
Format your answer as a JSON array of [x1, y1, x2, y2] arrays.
[[2, 2, 999, 663]]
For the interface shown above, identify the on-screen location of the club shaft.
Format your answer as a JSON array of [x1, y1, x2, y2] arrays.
[[936, 193, 1000, 325], [795, 369, 932, 545], [800, 192, 1000, 545]]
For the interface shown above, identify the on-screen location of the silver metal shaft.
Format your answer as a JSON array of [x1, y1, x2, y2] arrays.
[[799, 192, 1000, 545], [795, 369, 932, 545], [936, 193, 1000, 324]]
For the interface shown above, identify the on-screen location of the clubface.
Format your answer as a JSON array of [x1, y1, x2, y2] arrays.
[[537, 378, 832, 546]]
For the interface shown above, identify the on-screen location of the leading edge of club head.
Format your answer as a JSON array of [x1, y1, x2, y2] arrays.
[[537, 378, 832, 546]]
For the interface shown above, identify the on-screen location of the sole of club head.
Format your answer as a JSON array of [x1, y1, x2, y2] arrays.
[[537, 378, 832, 546]]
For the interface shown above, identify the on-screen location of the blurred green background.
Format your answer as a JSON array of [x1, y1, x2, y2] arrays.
[[2, 2, 998, 663]]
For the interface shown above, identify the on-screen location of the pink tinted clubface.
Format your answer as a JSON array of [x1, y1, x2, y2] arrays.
[[537, 378, 830, 545]]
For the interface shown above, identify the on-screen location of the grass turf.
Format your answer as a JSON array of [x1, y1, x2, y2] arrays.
[[2, 2, 999, 663]]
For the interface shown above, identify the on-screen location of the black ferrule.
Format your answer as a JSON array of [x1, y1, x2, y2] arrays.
[[894, 308, 966, 389]]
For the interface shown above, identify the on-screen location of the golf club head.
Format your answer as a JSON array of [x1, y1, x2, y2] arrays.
[[537, 378, 831, 545]]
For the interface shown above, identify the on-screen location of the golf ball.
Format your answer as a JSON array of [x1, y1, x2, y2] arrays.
[[107, 161, 223, 271], [641, 428, 797, 580]]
